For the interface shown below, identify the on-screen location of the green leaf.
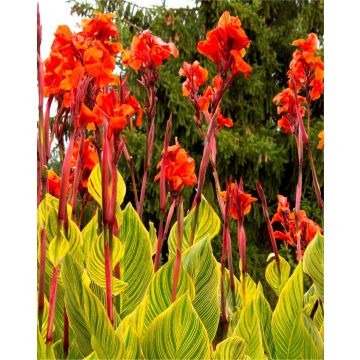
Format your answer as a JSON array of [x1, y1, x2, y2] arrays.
[[88, 163, 126, 208], [62, 255, 126, 359], [168, 195, 220, 258], [121, 258, 195, 337], [86, 231, 127, 296], [149, 220, 157, 256], [142, 293, 210, 360], [117, 320, 143, 360], [81, 210, 98, 259], [37, 325, 55, 360], [265, 255, 290, 296], [271, 263, 304, 359], [233, 299, 266, 359], [119, 203, 154, 317], [301, 312, 324, 359], [182, 237, 220, 341], [303, 232, 324, 301], [255, 283, 275, 359], [313, 303, 324, 331], [303, 284, 318, 316], [48, 231, 69, 267], [214, 336, 249, 360]]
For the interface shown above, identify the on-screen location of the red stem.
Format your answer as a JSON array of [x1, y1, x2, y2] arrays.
[[63, 307, 69, 357], [46, 266, 59, 343], [162, 198, 176, 244], [38, 228, 47, 326], [255, 181, 280, 264], [123, 144, 139, 209], [172, 196, 184, 303], [44, 95, 54, 164]]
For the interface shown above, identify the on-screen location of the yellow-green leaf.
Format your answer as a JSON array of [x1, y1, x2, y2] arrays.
[[86, 232, 127, 296], [271, 263, 304, 359], [88, 164, 126, 209], [233, 299, 266, 359], [182, 237, 220, 341], [81, 210, 98, 259], [255, 283, 275, 359], [149, 220, 157, 256], [48, 231, 69, 267], [265, 255, 290, 296], [303, 232, 324, 301], [142, 293, 210, 360], [168, 195, 220, 258], [214, 336, 249, 360], [119, 203, 154, 317]]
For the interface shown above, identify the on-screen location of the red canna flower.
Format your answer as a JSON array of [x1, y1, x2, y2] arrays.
[[122, 29, 178, 71], [71, 137, 99, 189], [47, 170, 61, 198], [179, 61, 208, 97], [317, 130, 324, 150], [197, 11, 251, 76], [273, 88, 306, 134], [220, 182, 257, 221], [271, 194, 323, 256], [289, 33, 324, 101], [155, 141, 197, 195]]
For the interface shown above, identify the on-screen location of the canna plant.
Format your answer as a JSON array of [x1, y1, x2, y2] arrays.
[[37, 6, 324, 360]]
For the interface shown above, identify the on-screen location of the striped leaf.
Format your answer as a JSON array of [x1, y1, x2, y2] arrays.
[[214, 336, 249, 360], [313, 303, 324, 331], [142, 293, 210, 360], [303, 284, 318, 315], [48, 231, 69, 267], [149, 221, 157, 256], [168, 195, 220, 258], [62, 255, 126, 358], [233, 298, 266, 359], [121, 258, 195, 338], [117, 320, 143, 359], [255, 283, 275, 359], [265, 255, 290, 296], [271, 263, 304, 359], [37, 325, 55, 360], [118, 203, 154, 317], [86, 231, 127, 296], [88, 164, 126, 208], [303, 232, 324, 301], [302, 312, 324, 359], [81, 210, 98, 259], [182, 237, 220, 341]]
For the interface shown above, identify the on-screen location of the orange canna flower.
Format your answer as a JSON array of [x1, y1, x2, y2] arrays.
[[122, 29, 178, 71], [220, 182, 257, 221], [197, 11, 251, 75], [47, 170, 61, 198], [179, 61, 208, 97], [317, 130, 324, 150], [71, 137, 99, 189], [271, 194, 323, 255], [155, 142, 197, 194]]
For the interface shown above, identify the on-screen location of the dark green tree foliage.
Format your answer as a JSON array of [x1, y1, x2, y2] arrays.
[[68, 0, 323, 294]]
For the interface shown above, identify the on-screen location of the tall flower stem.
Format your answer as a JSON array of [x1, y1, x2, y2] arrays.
[[38, 228, 47, 327], [123, 144, 139, 209], [154, 116, 172, 271], [237, 219, 247, 307], [171, 196, 184, 303], [305, 101, 324, 210], [255, 181, 280, 264], [70, 130, 85, 220], [101, 123, 114, 324], [138, 83, 157, 219], [162, 198, 176, 245], [46, 266, 59, 343], [189, 76, 233, 246]]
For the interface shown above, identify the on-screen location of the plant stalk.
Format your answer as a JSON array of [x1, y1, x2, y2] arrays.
[[171, 196, 184, 302]]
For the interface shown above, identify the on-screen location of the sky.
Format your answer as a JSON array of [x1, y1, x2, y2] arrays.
[[39, 0, 195, 59]]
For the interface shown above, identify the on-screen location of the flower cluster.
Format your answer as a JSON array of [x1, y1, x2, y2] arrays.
[[47, 170, 61, 198], [290, 33, 324, 100], [273, 88, 306, 134], [220, 181, 257, 221], [271, 194, 323, 255], [70, 137, 99, 191], [197, 11, 252, 76], [122, 29, 178, 71], [44, 11, 122, 108], [155, 141, 197, 195]]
